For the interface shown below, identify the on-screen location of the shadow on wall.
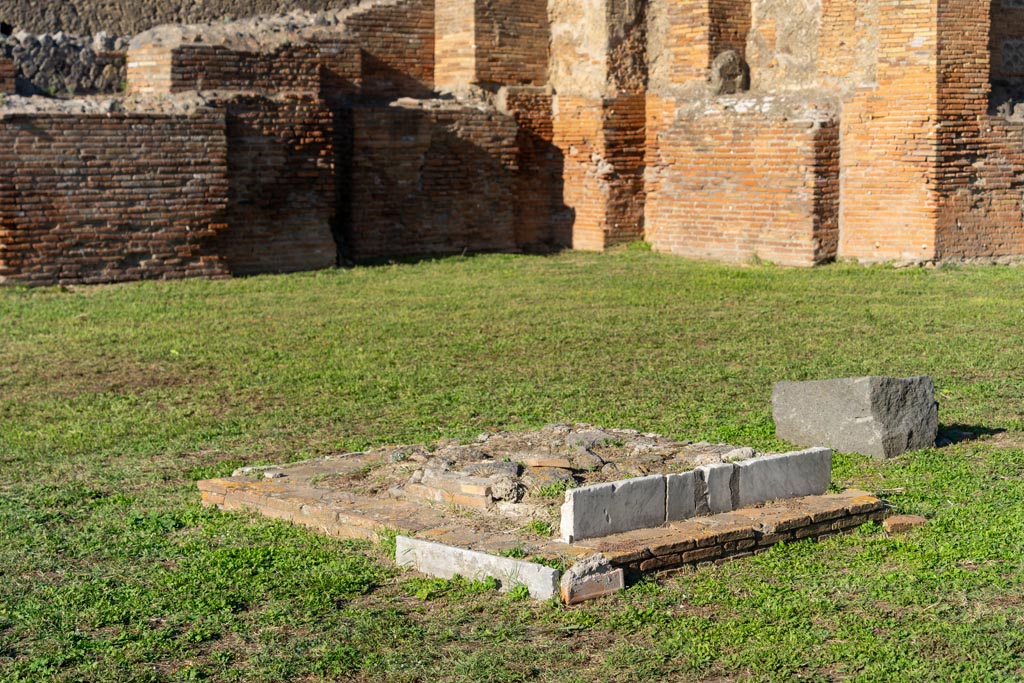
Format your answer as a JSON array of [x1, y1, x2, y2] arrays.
[[214, 96, 338, 276], [330, 102, 573, 264]]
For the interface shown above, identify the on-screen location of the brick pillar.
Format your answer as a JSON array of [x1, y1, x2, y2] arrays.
[[649, 0, 750, 91], [838, 0, 940, 263], [839, 0, 996, 263], [434, 0, 548, 89]]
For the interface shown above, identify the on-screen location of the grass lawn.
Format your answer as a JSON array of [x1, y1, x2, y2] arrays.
[[1, 247, 1022, 682]]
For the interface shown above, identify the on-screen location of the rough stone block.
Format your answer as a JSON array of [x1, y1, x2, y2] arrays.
[[695, 463, 735, 515], [666, 471, 696, 521], [395, 536, 559, 600], [559, 554, 625, 604], [773, 376, 938, 458], [559, 475, 666, 543], [733, 448, 832, 508]]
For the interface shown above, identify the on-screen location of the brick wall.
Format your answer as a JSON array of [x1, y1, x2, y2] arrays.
[[935, 0, 1024, 260], [500, 87, 573, 249], [215, 96, 338, 275], [128, 0, 433, 99], [129, 43, 322, 95], [474, 0, 548, 86], [649, 0, 713, 90], [435, 0, 547, 89], [434, 0, 476, 88], [710, 0, 752, 59], [0, 111, 230, 286], [345, 103, 520, 261], [1, 58, 16, 94], [838, 0, 939, 263], [818, 0, 879, 91], [646, 107, 839, 266], [343, 0, 435, 98], [553, 95, 646, 251], [990, 1, 1024, 83]]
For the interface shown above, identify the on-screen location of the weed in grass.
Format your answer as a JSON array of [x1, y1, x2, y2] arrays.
[[522, 519, 553, 536], [506, 585, 531, 601], [535, 479, 575, 499]]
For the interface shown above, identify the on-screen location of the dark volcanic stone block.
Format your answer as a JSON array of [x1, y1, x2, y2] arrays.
[[772, 376, 938, 459]]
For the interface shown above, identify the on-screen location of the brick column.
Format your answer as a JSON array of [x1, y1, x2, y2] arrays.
[[434, 0, 548, 89], [838, 0, 940, 263]]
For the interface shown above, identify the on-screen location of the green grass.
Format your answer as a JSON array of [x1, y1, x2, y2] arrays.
[[1, 250, 1022, 682]]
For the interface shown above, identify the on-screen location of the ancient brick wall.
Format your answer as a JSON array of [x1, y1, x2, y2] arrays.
[[216, 96, 338, 275], [990, 1, 1024, 84], [435, 0, 547, 89], [646, 107, 839, 266], [500, 87, 572, 249], [838, 0, 939, 263], [648, 0, 714, 91], [0, 111, 230, 286], [343, 0, 435, 98], [710, 0, 752, 59], [474, 0, 548, 86], [129, 44, 322, 95], [434, 0, 476, 89], [553, 95, 646, 251], [0, 58, 14, 94], [818, 0, 879, 92], [935, 0, 1024, 260], [346, 103, 521, 261]]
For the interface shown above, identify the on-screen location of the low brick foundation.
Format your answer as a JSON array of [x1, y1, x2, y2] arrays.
[[197, 443, 888, 601], [579, 489, 886, 574]]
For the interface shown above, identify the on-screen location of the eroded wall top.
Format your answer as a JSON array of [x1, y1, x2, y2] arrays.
[[1, 0, 362, 36]]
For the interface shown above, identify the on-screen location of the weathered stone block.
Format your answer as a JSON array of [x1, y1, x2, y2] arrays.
[[733, 448, 832, 508], [395, 536, 560, 600], [559, 554, 624, 604], [666, 471, 696, 521], [559, 475, 666, 543], [695, 462, 735, 515], [773, 376, 938, 458]]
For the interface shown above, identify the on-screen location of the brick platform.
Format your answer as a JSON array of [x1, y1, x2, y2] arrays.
[[198, 450, 887, 592]]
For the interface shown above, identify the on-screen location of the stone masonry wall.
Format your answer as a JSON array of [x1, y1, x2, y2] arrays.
[[216, 96, 338, 275], [0, 111, 230, 286], [346, 103, 521, 261], [646, 104, 839, 266]]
